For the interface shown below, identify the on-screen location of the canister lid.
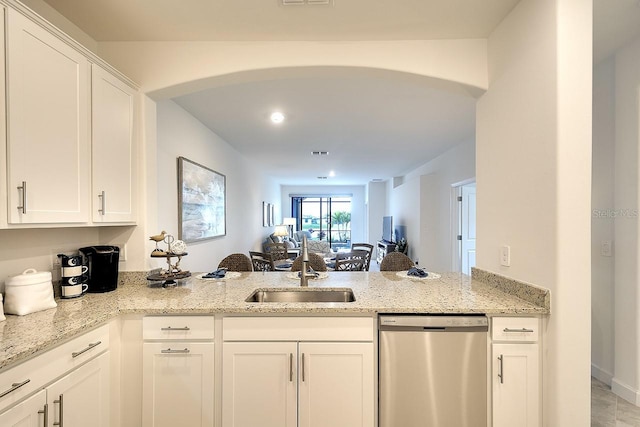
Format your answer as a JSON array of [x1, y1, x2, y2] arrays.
[[6, 268, 52, 286]]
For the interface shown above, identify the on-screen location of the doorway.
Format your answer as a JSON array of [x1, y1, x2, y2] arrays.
[[453, 182, 476, 275]]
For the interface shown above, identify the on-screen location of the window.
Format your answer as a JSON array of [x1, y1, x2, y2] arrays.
[[292, 196, 352, 250]]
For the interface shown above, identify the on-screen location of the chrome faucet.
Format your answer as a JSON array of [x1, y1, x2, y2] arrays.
[[300, 235, 314, 287]]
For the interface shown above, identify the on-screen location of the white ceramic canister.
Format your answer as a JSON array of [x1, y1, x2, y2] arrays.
[[4, 268, 57, 315]]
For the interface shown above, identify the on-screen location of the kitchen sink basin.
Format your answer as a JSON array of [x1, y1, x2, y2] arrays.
[[245, 288, 356, 303]]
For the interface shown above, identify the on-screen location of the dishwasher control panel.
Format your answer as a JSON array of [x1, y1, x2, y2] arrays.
[[379, 315, 488, 329]]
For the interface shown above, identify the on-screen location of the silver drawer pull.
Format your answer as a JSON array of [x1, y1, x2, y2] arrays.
[[497, 355, 504, 384], [72, 341, 102, 358], [161, 326, 190, 331], [503, 327, 534, 333], [161, 348, 190, 354], [0, 379, 30, 398]]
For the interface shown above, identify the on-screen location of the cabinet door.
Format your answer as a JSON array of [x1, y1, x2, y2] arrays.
[[47, 351, 110, 427], [142, 342, 214, 427], [222, 342, 297, 427], [91, 64, 137, 223], [6, 8, 90, 224], [298, 342, 374, 427], [492, 343, 540, 427], [0, 389, 47, 427]]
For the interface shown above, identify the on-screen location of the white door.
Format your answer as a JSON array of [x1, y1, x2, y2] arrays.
[[298, 342, 374, 427], [222, 342, 297, 427], [461, 183, 477, 275], [6, 8, 90, 224], [492, 343, 540, 427], [142, 342, 214, 427], [47, 352, 110, 427], [0, 389, 46, 427], [91, 64, 137, 223]]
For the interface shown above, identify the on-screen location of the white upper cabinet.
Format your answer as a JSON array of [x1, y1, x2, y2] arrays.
[[6, 8, 90, 224], [91, 64, 137, 223]]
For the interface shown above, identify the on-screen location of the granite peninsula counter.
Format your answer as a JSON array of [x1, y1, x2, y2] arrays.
[[0, 270, 549, 371]]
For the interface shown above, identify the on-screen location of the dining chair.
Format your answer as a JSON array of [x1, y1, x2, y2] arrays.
[[351, 243, 374, 271], [218, 253, 253, 272], [379, 252, 415, 271], [264, 242, 289, 261], [290, 253, 328, 272], [334, 251, 366, 271], [249, 251, 276, 271]]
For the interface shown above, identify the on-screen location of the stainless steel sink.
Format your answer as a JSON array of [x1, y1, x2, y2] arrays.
[[245, 288, 356, 303]]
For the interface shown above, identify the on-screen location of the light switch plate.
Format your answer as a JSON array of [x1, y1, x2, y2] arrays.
[[601, 240, 612, 257]]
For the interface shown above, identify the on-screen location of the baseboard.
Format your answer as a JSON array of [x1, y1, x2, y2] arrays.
[[591, 364, 613, 386], [612, 377, 640, 406]]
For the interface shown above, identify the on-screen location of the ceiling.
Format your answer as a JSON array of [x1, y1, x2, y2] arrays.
[[37, 0, 640, 185]]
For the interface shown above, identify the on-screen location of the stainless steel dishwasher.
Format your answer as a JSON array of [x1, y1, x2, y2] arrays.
[[379, 315, 488, 427]]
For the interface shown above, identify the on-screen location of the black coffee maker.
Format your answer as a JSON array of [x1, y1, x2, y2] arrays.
[[79, 246, 120, 293]]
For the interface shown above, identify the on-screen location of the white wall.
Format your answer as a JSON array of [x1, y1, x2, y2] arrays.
[[612, 34, 640, 404], [366, 181, 386, 245], [384, 140, 475, 270], [156, 100, 280, 272], [280, 185, 366, 244], [476, 1, 592, 425], [592, 56, 616, 385]]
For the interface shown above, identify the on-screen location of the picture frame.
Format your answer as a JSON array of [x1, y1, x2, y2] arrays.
[[263, 201, 269, 227], [178, 157, 226, 242], [269, 203, 275, 227]]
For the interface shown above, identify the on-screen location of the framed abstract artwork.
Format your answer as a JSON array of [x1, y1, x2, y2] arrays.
[[178, 157, 226, 242]]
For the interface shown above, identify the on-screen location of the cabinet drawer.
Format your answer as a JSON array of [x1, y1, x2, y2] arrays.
[[0, 323, 109, 413], [143, 316, 215, 340], [223, 317, 374, 341], [492, 317, 539, 342]]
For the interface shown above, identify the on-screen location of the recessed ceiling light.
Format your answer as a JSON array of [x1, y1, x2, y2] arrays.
[[329, 171, 335, 177], [270, 111, 285, 124]]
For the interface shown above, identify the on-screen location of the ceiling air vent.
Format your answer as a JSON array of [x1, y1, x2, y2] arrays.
[[311, 151, 329, 156], [282, 0, 333, 5], [317, 176, 328, 180]]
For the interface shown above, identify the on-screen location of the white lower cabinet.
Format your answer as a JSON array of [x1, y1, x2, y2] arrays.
[[222, 342, 297, 427], [0, 389, 47, 427], [47, 351, 110, 427], [142, 316, 215, 427], [491, 317, 540, 427], [222, 317, 375, 427], [0, 324, 110, 427]]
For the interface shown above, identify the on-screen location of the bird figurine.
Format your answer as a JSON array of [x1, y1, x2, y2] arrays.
[[149, 231, 167, 253]]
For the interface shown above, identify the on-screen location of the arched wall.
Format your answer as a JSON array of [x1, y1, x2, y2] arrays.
[[97, 39, 488, 99]]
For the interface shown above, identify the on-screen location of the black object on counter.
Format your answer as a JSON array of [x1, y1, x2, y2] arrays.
[[79, 246, 120, 292], [407, 267, 428, 278], [203, 268, 227, 279]]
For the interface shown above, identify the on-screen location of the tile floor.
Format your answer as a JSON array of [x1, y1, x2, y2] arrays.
[[592, 377, 640, 426]]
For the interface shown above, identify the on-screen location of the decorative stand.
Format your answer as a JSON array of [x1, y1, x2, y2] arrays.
[[146, 233, 191, 287]]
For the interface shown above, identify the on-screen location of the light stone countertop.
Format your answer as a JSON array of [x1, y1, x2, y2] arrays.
[[0, 270, 549, 371]]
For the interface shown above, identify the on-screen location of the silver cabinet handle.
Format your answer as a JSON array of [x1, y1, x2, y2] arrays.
[[98, 190, 106, 215], [161, 348, 190, 354], [72, 341, 101, 358], [503, 327, 534, 333], [161, 326, 190, 331], [17, 181, 27, 213], [38, 403, 48, 427], [289, 353, 293, 382], [497, 355, 504, 384], [54, 394, 64, 427], [301, 353, 305, 382], [0, 379, 30, 398]]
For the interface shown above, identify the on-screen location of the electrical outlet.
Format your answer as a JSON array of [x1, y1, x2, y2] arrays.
[[601, 240, 612, 257], [500, 245, 511, 267], [114, 243, 127, 262]]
